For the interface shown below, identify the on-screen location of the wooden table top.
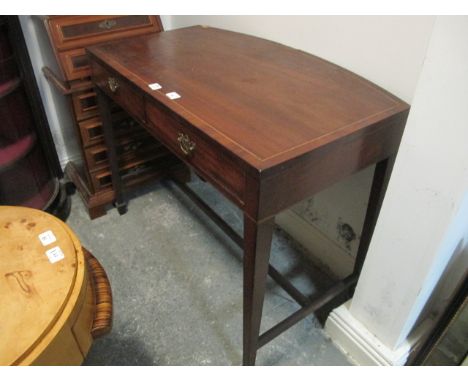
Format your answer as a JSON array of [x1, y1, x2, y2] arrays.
[[88, 26, 409, 171]]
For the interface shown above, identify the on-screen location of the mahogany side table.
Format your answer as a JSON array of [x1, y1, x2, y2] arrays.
[[86, 26, 409, 365]]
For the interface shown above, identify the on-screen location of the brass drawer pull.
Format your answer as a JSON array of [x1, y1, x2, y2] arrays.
[[107, 77, 119, 93], [98, 19, 117, 30], [177, 133, 196, 156]]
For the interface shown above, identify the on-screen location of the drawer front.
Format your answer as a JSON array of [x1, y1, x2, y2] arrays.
[[72, 89, 99, 121], [79, 113, 141, 148], [59, 48, 90, 81], [48, 16, 162, 51], [79, 117, 103, 147], [85, 133, 160, 172], [91, 60, 145, 123], [89, 153, 166, 192], [146, 101, 245, 204], [85, 144, 109, 172]]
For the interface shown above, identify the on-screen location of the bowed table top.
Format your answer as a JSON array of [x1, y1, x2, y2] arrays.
[[87, 25, 409, 173]]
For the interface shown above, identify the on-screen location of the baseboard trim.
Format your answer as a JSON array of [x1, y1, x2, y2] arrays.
[[276, 210, 354, 279], [60, 153, 81, 170], [325, 301, 412, 365]]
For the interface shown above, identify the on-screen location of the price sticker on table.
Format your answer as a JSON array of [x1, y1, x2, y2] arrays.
[[166, 92, 181, 100], [148, 82, 162, 90], [38, 230, 57, 246], [45, 246, 65, 264]]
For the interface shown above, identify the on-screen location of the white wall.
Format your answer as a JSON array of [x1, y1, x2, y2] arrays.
[[169, 16, 434, 102], [349, 15, 468, 350], [19, 16, 80, 168], [167, 15, 435, 276]]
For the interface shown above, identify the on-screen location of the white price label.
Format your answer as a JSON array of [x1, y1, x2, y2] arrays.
[[148, 82, 162, 90], [165, 92, 181, 100], [38, 230, 56, 246], [45, 246, 65, 264]]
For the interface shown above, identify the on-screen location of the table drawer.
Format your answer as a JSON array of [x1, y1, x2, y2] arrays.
[[91, 60, 145, 123], [48, 16, 161, 51], [146, 101, 245, 204]]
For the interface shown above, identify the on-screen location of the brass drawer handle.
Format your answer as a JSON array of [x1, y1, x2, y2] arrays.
[[107, 77, 119, 93], [177, 133, 196, 156], [99, 19, 117, 30]]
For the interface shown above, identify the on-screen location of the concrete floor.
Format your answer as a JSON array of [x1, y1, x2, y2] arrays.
[[67, 177, 351, 366]]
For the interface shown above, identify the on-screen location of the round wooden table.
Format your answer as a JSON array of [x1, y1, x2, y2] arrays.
[[0, 206, 112, 365]]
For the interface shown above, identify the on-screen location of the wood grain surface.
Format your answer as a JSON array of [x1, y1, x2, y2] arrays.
[[87, 26, 410, 364], [0, 206, 95, 365], [87, 26, 409, 172]]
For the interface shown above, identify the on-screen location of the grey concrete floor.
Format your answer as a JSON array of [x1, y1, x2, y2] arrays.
[[67, 177, 351, 366]]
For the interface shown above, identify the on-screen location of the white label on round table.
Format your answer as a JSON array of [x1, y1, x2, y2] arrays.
[[45, 246, 65, 264], [38, 230, 57, 246]]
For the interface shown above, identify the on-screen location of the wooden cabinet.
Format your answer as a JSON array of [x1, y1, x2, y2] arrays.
[[39, 15, 185, 219], [48, 16, 160, 52]]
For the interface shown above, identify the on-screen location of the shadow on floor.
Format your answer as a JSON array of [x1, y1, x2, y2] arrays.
[[84, 336, 155, 366]]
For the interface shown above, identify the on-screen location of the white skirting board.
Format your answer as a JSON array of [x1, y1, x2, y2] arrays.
[[325, 301, 412, 365], [60, 153, 82, 170], [277, 211, 427, 365]]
